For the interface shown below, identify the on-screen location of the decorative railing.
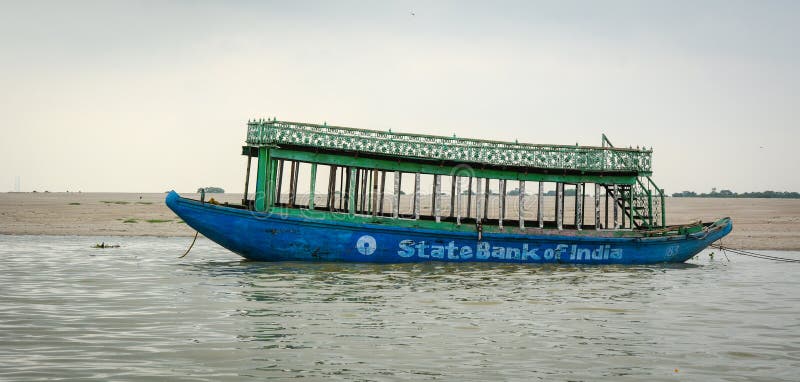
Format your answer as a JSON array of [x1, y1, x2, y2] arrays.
[[246, 119, 652, 174]]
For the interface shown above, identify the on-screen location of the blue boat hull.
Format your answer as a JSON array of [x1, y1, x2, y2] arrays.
[[166, 191, 732, 264]]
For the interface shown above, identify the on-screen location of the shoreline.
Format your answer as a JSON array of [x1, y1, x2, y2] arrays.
[[2, 192, 799, 251]]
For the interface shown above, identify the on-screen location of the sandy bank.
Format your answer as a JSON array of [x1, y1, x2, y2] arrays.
[[1, 192, 798, 250]]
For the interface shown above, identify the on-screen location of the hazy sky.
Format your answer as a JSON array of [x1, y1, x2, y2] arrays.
[[1, 1, 798, 194]]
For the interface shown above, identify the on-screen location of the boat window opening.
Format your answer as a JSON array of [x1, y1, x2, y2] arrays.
[[274, 159, 285, 206], [413, 173, 421, 220], [378, 170, 387, 216], [396, 172, 415, 219], [536, 181, 544, 228], [346, 167, 356, 214], [340, 166, 349, 212], [518, 180, 526, 230], [308, 163, 318, 210], [454, 176, 462, 225], [345, 167, 387, 217], [555, 182, 564, 230], [474, 178, 483, 223], [480, 178, 492, 221], [466, 177, 474, 219], [448, 175, 457, 219], [370, 169, 382, 217], [324, 165, 337, 211], [563, 183, 575, 229], [593, 183, 601, 229], [438, 175, 453, 221], [257, 158, 643, 231], [499, 179, 507, 228], [575, 182, 585, 230], [273, 160, 311, 209], [413, 173, 432, 220], [359, 168, 368, 215], [312, 164, 334, 211], [347, 168, 363, 213], [392, 171, 401, 218], [242, 152, 253, 208], [287, 161, 299, 208], [335, 165, 345, 212], [431, 174, 439, 222]]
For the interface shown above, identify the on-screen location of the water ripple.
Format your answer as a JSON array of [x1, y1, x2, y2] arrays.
[[0, 235, 798, 381]]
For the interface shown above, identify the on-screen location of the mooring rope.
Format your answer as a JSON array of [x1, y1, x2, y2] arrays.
[[710, 244, 800, 263], [179, 231, 199, 258]]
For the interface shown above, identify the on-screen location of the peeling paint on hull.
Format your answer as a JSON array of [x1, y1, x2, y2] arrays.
[[166, 191, 732, 264]]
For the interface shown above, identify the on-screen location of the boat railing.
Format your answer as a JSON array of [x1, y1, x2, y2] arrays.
[[246, 120, 652, 174]]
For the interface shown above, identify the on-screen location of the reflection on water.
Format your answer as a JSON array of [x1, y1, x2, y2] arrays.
[[0, 234, 798, 381]]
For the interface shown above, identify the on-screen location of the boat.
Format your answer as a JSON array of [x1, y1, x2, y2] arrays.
[[166, 118, 732, 264]]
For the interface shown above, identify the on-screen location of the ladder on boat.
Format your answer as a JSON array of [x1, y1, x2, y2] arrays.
[[602, 134, 666, 230]]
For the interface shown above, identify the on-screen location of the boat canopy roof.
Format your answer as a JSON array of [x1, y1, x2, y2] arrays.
[[245, 119, 653, 175]]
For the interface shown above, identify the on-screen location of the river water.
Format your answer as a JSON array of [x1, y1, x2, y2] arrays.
[[0, 234, 798, 381]]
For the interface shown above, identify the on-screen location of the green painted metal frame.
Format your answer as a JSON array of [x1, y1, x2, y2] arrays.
[[246, 119, 653, 175], [247, 121, 669, 230], [255, 147, 268, 211], [267, 148, 638, 185], [265, 204, 641, 238]]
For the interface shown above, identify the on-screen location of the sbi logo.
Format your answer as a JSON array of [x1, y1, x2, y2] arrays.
[[356, 235, 377, 256]]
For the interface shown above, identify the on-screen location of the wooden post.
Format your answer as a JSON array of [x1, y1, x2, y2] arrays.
[[289, 161, 297, 208], [499, 179, 505, 229], [538, 181, 544, 229], [365, 169, 372, 214], [393, 171, 400, 219], [348, 167, 356, 215], [243, 153, 252, 206], [360, 169, 367, 214], [582, 183, 587, 228], [413, 173, 420, 220], [379, 171, 386, 215], [661, 188, 666, 228], [268, 157, 277, 208], [456, 176, 462, 225], [629, 185, 635, 229], [275, 160, 284, 205], [397, 172, 403, 216], [294, 161, 300, 206], [483, 178, 490, 220], [613, 184, 619, 229], [575, 183, 583, 230], [450, 175, 456, 218], [339, 167, 345, 210], [595, 183, 601, 230], [476, 178, 483, 223], [309, 163, 317, 210], [372, 169, 379, 217], [604, 184, 609, 229], [622, 186, 627, 228], [556, 183, 564, 230], [434, 174, 441, 223], [352, 169, 360, 212], [519, 180, 525, 230], [254, 148, 267, 211], [342, 167, 349, 211], [431, 175, 437, 219], [467, 177, 473, 218], [289, 161, 299, 208], [328, 166, 337, 211], [361, 169, 368, 214]]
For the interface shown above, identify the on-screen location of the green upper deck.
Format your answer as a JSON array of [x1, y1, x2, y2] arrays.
[[246, 119, 653, 175]]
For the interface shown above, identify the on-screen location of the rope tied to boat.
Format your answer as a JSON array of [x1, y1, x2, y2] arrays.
[[709, 244, 800, 263], [179, 231, 199, 258]]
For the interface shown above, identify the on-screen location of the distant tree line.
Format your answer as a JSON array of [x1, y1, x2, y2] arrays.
[[671, 188, 800, 199], [197, 187, 225, 193]]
